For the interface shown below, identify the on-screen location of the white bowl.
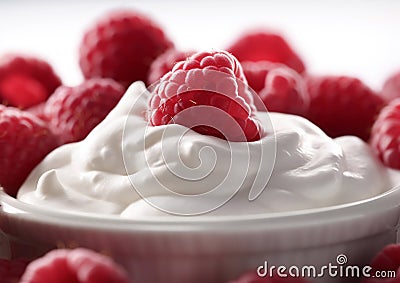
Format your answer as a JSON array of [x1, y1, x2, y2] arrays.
[[1, 188, 400, 283]]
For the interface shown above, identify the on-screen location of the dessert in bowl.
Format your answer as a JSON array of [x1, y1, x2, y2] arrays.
[[1, 75, 400, 282]]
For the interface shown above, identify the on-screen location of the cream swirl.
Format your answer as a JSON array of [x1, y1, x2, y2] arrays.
[[17, 82, 399, 218]]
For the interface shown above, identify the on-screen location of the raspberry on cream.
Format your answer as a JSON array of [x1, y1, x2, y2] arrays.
[[17, 81, 400, 218]]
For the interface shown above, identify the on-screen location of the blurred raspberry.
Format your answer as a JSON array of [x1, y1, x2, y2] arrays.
[[44, 78, 124, 144], [382, 71, 400, 102], [79, 9, 174, 88], [27, 102, 47, 121], [147, 49, 195, 85], [227, 31, 305, 74], [242, 61, 308, 115], [306, 75, 385, 141], [20, 248, 131, 283], [361, 244, 400, 283], [0, 54, 62, 109], [370, 99, 400, 169], [0, 105, 59, 197]]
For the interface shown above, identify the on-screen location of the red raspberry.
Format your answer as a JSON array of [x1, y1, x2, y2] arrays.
[[306, 75, 385, 141], [20, 248, 131, 283], [27, 102, 47, 121], [227, 31, 306, 74], [0, 105, 59, 197], [148, 50, 263, 142], [151, 50, 252, 105], [370, 100, 400, 169], [361, 244, 400, 283], [230, 271, 310, 283], [382, 71, 400, 102], [0, 259, 30, 283], [44, 78, 124, 144], [242, 61, 308, 115], [79, 10, 174, 88], [0, 54, 62, 109], [147, 49, 195, 85]]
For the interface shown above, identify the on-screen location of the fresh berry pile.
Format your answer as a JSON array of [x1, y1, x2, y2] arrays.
[[1, 7, 399, 195], [0, 7, 400, 283]]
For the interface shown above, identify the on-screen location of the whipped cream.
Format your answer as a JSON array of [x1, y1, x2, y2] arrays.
[[17, 82, 400, 218]]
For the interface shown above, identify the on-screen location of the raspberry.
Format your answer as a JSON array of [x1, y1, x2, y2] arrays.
[[242, 61, 308, 115], [44, 78, 124, 144], [227, 31, 306, 74], [382, 71, 400, 102], [151, 50, 253, 106], [230, 271, 310, 283], [27, 102, 47, 121], [0, 54, 62, 109], [306, 75, 385, 141], [370, 100, 400, 169], [361, 244, 400, 283], [0, 259, 30, 283], [0, 105, 59, 197], [147, 49, 195, 85], [79, 10, 174, 88], [148, 50, 263, 142], [20, 248, 131, 283]]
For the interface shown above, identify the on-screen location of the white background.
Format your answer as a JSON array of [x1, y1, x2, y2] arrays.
[[0, 0, 399, 89]]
